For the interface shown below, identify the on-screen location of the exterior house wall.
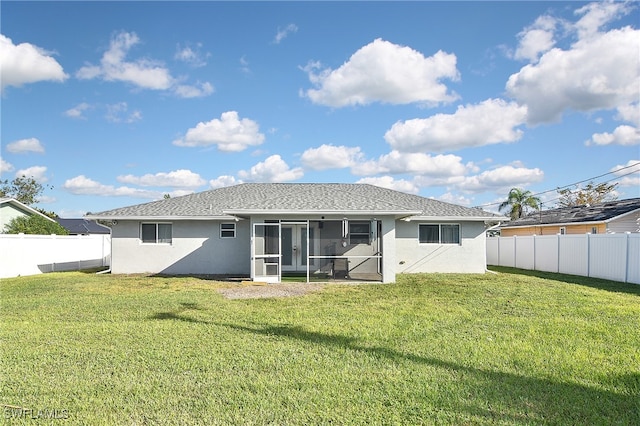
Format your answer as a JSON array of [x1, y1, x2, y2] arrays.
[[608, 211, 640, 233], [395, 221, 487, 273], [108, 216, 488, 280], [110, 220, 250, 275], [501, 223, 607, 236], [0, 203, 30, 232]]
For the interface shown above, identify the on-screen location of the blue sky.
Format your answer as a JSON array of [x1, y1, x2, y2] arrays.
[[1, 1, 639, 217]]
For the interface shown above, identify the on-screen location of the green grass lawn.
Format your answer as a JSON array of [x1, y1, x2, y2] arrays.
[[1, 268, 639, 425]]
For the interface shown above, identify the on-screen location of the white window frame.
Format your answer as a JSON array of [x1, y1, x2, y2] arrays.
[[220, 222, 236, 238], [559, 227, 566, 235], [140, 222, 172, 244], [419, 224, 461, 245]]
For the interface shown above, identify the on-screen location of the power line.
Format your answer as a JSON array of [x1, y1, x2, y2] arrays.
[[473, 161, 640, 209]]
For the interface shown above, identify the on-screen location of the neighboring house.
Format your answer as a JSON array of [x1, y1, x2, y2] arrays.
[[0, 198, 56, 233], [86, 183, 501, 283], [56, 218, 111, 235], [500, 198, 640, 237]]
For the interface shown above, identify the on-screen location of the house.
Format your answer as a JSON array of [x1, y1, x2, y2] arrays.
[[86, 183, 501, 283], [0, 198, 57, 233], [56, 218, 111, 235], [499, 198, 640, 237]]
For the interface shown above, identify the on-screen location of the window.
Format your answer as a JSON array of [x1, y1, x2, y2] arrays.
[[559, 227, 566, 235], [349, 222, 370, 245], [141, 223, 172, 244], [591, 227, 598, 234], [220, 223, 236, 238], [419, 224, 460, 244]]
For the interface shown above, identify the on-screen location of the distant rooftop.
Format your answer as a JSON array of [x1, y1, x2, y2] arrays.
[[56, 218, 111, 234], [502, 198, 640, 227]]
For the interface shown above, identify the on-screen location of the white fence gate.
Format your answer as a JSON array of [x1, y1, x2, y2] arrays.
[[486, 233, 640, 284], [0, 234, 111, 279]]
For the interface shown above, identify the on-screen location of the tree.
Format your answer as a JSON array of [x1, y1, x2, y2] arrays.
[[556, 181, 618, 207], [4, 215, 69, 235], [499, 188, 541, 220], [0, 176, 50, 206]]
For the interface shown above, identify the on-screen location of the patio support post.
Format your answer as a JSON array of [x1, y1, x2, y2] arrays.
[[381, 217, 396, 283]]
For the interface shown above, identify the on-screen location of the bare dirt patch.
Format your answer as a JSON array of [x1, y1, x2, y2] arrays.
[[217, 282, 326, 299]]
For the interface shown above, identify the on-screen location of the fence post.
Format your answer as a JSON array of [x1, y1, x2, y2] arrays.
[[556, 234, 560, 273], [533, 235, 536, 271], [513, 235, 517, 268], [625, 232, 630, 283], [586, 233, 590, 278]]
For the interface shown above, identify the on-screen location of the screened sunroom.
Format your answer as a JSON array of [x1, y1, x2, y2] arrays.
[[252, 219, 383, 283]]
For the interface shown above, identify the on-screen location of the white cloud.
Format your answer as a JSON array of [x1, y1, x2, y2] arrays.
[[117, 169, 206, 188], [173, 81, 214, 98], [238, 155, 303, 182], [302, 38, 459, 107], [15, 166, 48, 182], [573, 0, 631, 40], [300, 144, 363, 170], [513, 15, 559, 62], [616, 102, 640, 124], [209, 175, 241, 189], [273, 24, 298, 44], [105, 102, 142, 123], [586, 125, 640, 146], [455, 165, 544, 193], [351, 151, 471, 177], [174, 43, 208, 67], [173, 111, 265, 152], [384, 99, 527, 153], [63, 175, 160, 199], [239, 56, 251, 74], [436, 192, 473, 207], [0, 34, 68, 91], [77, 31, 173, 90], [64, 102, 92, 119], [1, 159, 15, 174], [611, 160, 640, 188], [506, 22, 639, 124], [76, 31, 213, 98], [6, 138, 45, 154], [356, 176, 419, 194]]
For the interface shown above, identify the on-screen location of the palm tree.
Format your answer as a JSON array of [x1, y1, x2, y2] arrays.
[[499, 188, 541, 220]]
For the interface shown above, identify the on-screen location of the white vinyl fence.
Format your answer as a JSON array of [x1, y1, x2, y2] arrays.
[[0, 233, 111, 279], [487, 233, 640, 284]]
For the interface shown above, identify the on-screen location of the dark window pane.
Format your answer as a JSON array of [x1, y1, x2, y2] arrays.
[[419, 225, 439, 243], [349, 222, 370, 245], [158, 224, 172, 243], [441, 224, 460, 244], [141, 224, 156, 243], [221, 223, 235, 238]]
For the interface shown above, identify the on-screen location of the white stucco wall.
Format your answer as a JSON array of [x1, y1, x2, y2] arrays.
[[110, 220, 250, 275], [109, 217, 488, 278], [395, 220, 487, 273]]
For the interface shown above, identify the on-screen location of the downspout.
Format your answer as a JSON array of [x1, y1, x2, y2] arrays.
[[97, 224, 113, 274]]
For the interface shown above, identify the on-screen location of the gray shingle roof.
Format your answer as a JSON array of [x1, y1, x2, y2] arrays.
[[87, 183, 500, 220], [56, 218, 111, 234], [502, 198, 640, 227]]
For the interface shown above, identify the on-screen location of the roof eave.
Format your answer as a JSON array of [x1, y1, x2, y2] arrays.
[[84, 214, 240, 221], [223, 209, 423, 217], [405, 215, 505, 222]]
